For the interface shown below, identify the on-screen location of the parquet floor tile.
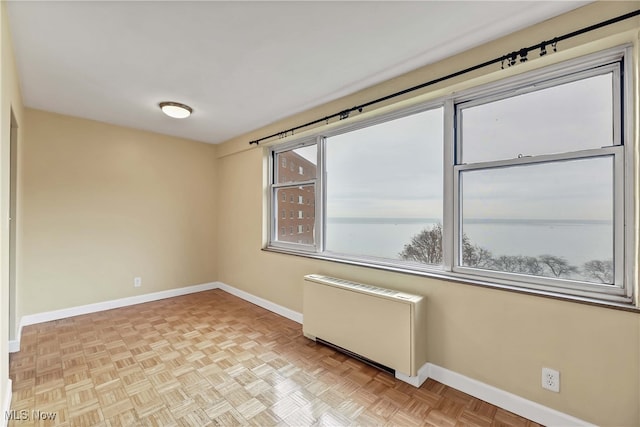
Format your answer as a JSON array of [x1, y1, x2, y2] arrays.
[[10, 290, 543, 426]]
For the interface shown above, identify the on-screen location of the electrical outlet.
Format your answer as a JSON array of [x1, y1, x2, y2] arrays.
[[134, 277, 142, 288], [542, 367, 560, 392]]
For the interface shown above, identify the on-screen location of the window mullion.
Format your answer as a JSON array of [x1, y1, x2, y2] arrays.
[[621, 46, 636, 301], [317, 135, 326, 253], [614, 149, 625, 288], [443, 99, 455, 271]]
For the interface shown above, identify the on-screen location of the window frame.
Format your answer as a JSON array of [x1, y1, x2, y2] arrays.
[[450, 47, 631, 302], [266, 45, 635, 306], [318, 102, 445, 269], [452, 148, 624, 298], [455, 66, 621, 164], [269, 137, 322, 253]]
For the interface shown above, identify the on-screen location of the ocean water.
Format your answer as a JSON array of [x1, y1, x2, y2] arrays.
[[325, 217, 612, 268]]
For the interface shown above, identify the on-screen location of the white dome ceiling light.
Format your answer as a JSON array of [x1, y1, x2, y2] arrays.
[[159, 101, 193, 119]]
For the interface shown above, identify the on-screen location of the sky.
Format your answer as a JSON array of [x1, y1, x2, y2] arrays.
[[461, 73, 613, 163], [317, 71, 615, 222], [326, 108, 443, 219]]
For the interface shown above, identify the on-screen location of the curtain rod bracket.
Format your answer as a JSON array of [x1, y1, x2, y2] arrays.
[[540, 43, 547, 56]]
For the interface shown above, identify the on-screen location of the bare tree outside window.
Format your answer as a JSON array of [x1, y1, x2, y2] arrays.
[[400, 223, 614, 284]]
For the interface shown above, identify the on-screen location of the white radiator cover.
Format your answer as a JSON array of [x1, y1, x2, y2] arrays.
[[303, 274, 428, 378]]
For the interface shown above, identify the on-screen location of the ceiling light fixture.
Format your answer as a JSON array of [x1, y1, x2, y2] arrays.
[[159, 101, 193, 119]]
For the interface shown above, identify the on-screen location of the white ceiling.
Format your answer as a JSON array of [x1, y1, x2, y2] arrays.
[[7, 1, 589, 145]]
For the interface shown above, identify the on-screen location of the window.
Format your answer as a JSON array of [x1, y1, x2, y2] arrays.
[[325, 108, 443, 262], [267, 47, 633, 304], [460, 74, 614, 163], [271, 143, 318, 249], [282, 157, 287, 168], [454, 58, 625, 298], [299, 166, 304, 175], [458, 157, 615, 283], [282, 192, 286, 202]]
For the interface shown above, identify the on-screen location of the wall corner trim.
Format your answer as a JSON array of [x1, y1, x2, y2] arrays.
[[2, 379, 12, 427], [395, 362, 430, 387], [426, 364, 596, 427]]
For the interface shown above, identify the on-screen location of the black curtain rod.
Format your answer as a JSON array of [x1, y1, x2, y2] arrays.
[[249, 9, 640, 146]]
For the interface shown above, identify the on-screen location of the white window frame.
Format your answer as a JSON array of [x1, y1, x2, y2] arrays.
[[269, 137, 322, 253], [453, 149, 624, 298], [266, 46, 634, 306], [450, 47, 632, 302]]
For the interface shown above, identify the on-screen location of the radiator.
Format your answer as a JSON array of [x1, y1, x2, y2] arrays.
[[303, 274, 427, 379]]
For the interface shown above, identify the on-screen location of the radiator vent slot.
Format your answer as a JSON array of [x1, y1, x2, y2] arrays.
[[304, 274, 422, 302], [303, 274, 427, 381], [316, 338, 395, 375]]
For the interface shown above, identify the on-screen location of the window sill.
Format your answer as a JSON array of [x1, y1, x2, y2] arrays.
[[262, 246, 639, 313]]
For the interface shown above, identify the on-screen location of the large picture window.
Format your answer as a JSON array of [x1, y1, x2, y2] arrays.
[[325, 108, 443, 263], [267, 47, 633, 304]]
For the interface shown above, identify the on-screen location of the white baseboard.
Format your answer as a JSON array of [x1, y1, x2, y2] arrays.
[[1, 379, 12, 427], [7, 281, 302, 354], [395, 362, 430, 388], [4, 280, 592, 426], [426, 363, 595, 427], [216, 283, 592, 425], [215, 281, 303, 324], [9, 282, 218, 353]]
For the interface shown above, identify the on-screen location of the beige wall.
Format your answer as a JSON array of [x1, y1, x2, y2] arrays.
[[216, 3, 640, 425], [18, 109, 218, 317], [0, 0, 23, 415], [5, 1, 640, 425]]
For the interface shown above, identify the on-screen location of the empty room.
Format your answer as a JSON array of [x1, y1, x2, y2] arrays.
[[1, 1, 639, 426]]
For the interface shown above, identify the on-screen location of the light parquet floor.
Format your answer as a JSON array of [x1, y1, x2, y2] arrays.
[[9, 289, 542, 427]]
